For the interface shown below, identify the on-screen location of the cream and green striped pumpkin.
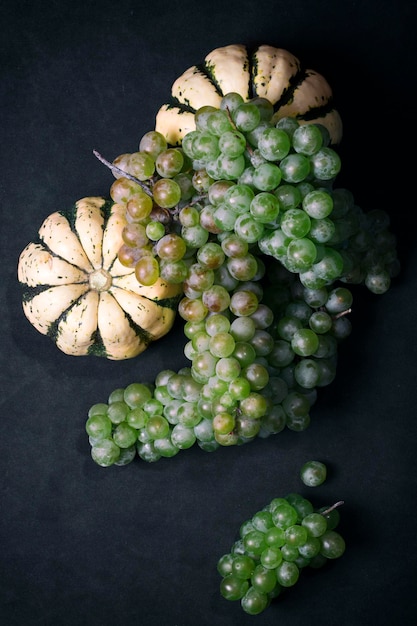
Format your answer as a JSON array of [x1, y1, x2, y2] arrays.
[[17, 197, 182, 360], [155, 43, 342, 146]]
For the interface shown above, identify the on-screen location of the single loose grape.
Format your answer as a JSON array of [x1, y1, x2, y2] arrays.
[[300, 460, 327, 486]]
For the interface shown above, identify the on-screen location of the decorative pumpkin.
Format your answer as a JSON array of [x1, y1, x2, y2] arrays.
[[17, 197, 182, 360], [155, 43, 342, 146]]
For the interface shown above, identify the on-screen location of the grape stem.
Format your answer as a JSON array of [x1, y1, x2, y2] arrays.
[[321, 500, 345, 516], [93, 150, 153, 197], [334, 309, 352, 320]]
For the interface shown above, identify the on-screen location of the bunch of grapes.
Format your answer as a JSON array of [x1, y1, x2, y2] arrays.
[[86, 93, 399, 467], [217, 493, 345, 615]]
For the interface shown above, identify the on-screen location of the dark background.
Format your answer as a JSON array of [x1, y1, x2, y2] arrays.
[[1, 1, 417, 624]]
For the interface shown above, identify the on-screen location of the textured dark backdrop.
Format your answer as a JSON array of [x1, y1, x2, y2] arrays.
[[1, 1, 417, 625]]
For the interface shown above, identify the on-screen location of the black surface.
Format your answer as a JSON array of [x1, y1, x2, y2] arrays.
[[2, 1, 417, 624]]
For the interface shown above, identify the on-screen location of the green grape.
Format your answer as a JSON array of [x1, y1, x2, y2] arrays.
[[156, 233, 187, 262], [155, 148, 184, 178], [275, 116, 300, 137], [279, 153, 311, 183], [159, 259, 188, 284], [232, 554, 256, 580], [218, 129, 246, 157], [112, 422, 138, 448], [302, 189, 333, 219], [271, 502, 298, 530], [152, 178, 182, 208], [228, 376, 251, 400], [234, 213, 264, 243], [107, 401, 129, 424], [300, 460, 327, 486], [285, 494, 314, 522], [216, 153, 246, 179], [280, 543, 299, 562], [202, 285, 231, 313], [281, 208, 311, 239], [241, 586, 269, 615], [126, 407, 147, 429], [170, 424, 196, 449], [110, 177, 144, 204], [233, 102, 262, 132], [308, 216, 336, 243], [212, 203, 237, 232], [194, 105, 218, 130], [302, 513, 328, 537], [274, 183, 302, 210], [260, 545, 283, 569], [114, 445, 136, 466], [220, 574, 249, 601], [122, 222, 148, 247], [251, 96, 274, 121], [136, 441, 161, 462], [224, 183, 255, 214], [197, 242, 225, 269], [85, 413, 112, 440], [292, 124, 323, 155], [325, 287, 353, 314], [205, 313, 231, 336], [191, 351, 218, 382], [207, 109, 234, 136], [252, 162, 282, 191], [153, 436, 180, 458], [217, 553, 234, 577], [313, 248, 344, 281], [126, 191, 153, 221], [229, 290, 259, 316], [257, 127, 291, 161], [319, 530, 346, 559], [128, 151, 156, 181], [310, 147, 341, 180], [291, 328, 319, 356], [220, 92, 245, 113], [275, 561, 299, 587], [135, 255, 160, 286], [365, 269, 391, 294], [215, 357, 241, 382], [282, 392, 310, 419], [251, 564, 278, 593], [191, 130, 220, 160], [209, 332, 236, 358], [139, 130, 168, 159], [298, 536, 321, 558], [249, 192, 280, 224], [285, 524, 308, 547], [145, 220, 165, 241], [91, 439, 121, 467], [146, 415, 170, 440], [227, 253, 259, 281], [287, 238, 317, 270]]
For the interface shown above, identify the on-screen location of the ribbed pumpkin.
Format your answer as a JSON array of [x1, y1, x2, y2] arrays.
[[155, 43, 342, 146], [17, 197, 182, 360]]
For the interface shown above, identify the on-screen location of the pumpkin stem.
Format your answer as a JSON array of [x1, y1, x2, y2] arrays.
[[89, 268, 113, 292], [93, 150, 153, 197]]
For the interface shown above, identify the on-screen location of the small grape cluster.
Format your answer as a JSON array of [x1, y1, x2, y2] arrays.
[[217, 493, 345, 615]]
